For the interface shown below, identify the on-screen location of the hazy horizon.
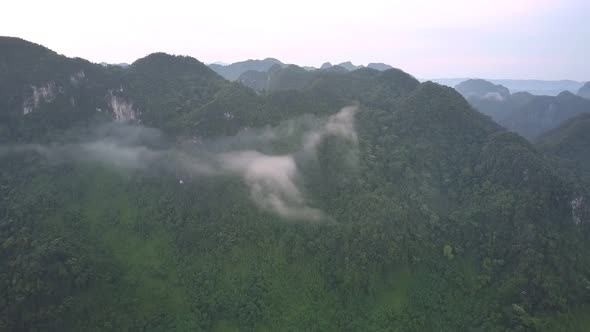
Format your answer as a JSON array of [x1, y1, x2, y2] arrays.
[[2, 0, 589, 81]]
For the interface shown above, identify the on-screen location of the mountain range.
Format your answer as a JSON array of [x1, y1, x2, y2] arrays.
[[207, 58, 285, 81], [209, 61, 587, 97], [2, 36, 590, 331], [455, 79, 590, 139], [433, 78, 586, 96], [537, 113, 590, 185], [208, 59, 395, 82]]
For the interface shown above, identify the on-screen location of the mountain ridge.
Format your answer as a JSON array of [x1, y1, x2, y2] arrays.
[[454, 78, 590, 139], [2, 37, 590, 331], [578, 82, 590, 99]]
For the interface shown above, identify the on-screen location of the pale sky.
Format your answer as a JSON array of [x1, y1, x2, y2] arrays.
[[2, 0, 589, 80]]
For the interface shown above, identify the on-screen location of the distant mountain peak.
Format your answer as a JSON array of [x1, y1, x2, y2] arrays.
[[367, 63, 394, 71], [455, 79, 511, 101], [337, 61, 363, 71], [456, 78, 590, 139], [320, 62, 332, 69], [207, 58, 285, 81], [578, 82, 590, 99], [131, 52, 213, 77], [557, 90, 576, 98]]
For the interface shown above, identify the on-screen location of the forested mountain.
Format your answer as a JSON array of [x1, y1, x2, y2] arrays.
[[317, 62, 393, 72], [233, 69, 269, 91], [434, 78, 584, 96], [0, 37, 238, 139], [2, 37, 590, 331], [536, 113, 590, 185], [208, 58, 285, 81], [455, 79, 590, 139], [455, 79, 511, 101], [211, 60, 394, 83], [237, 64, 419, 104], [320, 62, 333, 69], [367, 62, 394, 71], [0, 37, 126, 141], [579, 82, 590, 99], [336, 61, 363, 71], [491, 79, 584, 96], [501, 91, 590, 139]]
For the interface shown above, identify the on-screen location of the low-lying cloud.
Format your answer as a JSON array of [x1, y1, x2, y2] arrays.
[[1, 106, 359, 221], [219, 151, 324, 221]]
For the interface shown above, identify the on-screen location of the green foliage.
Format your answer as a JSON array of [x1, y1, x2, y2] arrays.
[[2, 38, 590, 331], [536, 113, 590, 185], [443, 245, 454, 260], [458, 78, 590, 140]]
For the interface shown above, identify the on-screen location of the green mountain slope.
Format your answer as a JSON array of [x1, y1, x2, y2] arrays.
[[455, 79, 590, 139], [237, 65, 420, 110], [208, 58, 284, 81], [121, 52, 227, 130], [502, 91, 590, 139], [536, 113, 590, 185], [2, 38, 590, 332], [0, 37, 125, 141]]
